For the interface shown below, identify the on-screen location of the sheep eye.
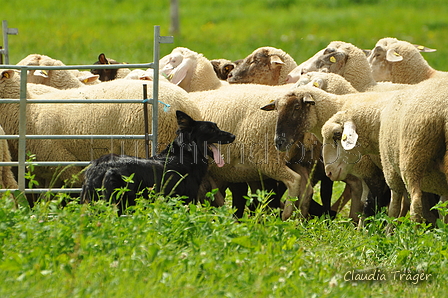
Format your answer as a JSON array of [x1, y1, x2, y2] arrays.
[[333, 131, 342, 141]]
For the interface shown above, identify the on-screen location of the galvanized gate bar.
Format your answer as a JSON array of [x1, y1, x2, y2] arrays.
[[3, 62, 155, 71], [0, 99, 151, 104], [0, 20, 19, 65], [0, 25, 173, 197]]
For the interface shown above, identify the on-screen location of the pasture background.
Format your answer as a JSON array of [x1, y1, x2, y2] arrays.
[[1, 0, 448, 297], [2, 0, 448, 69]]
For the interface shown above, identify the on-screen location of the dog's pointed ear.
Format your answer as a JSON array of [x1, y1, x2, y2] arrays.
[[176, 110, 196, 131]]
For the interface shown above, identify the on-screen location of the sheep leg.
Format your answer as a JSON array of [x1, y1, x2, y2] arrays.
[[286, 164, 314, 219], [408, 181, 424, 223], [388, 190, 403, 218], [280, 167, 305, 220], [399, 193, 410, 217], [319, 175, 333, 215], [229, 182, 249, 218], [345, 175, 364, 223]]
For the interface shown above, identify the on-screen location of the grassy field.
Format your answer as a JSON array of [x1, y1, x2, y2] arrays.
[[0, 195, 447, 298], [2, 0, 448, 69], [1, 0, 448, 296]]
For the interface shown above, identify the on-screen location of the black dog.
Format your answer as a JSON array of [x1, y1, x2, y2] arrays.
[[80, 110, 235, 214]]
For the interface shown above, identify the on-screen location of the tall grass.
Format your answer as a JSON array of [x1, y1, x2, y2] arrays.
[[0, 195, 447, 298], [1, 1, 448, 296]]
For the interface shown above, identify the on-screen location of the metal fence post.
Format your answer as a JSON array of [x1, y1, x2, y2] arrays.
[[1, 20, 19, 65], [0, 26, 174, 197], [153, 25, 173, 155]]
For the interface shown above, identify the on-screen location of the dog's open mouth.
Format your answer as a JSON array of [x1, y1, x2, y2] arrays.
[[209, 144, 225, 167]]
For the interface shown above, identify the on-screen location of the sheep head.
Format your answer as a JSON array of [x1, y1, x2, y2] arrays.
[[321, 112, 361, 181], [210, 59, 241, 80], [0, 69, 20, 99], [228, 47, 296, 85], [261, 88, 316, 152], [368, 37, 437, 84], [286, 49, 325, 83], [91, 53, 121, 82], [294, 72, 358, 95], [159, 47, 221, 92]]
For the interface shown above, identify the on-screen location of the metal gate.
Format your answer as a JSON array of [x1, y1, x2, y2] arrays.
[[0, 26, 173, 205]]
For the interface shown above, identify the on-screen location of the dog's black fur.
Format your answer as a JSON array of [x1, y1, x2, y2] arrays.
[[80, 110, 235, 214]]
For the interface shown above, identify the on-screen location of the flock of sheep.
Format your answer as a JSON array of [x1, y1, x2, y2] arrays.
[[0, 36, 447, 225]]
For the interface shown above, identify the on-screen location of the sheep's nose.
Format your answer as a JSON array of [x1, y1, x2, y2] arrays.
[[285, 75, 294, 83], [275, 136, 287, 151]]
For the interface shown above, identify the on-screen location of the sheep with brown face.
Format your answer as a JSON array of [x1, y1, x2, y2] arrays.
[[91, 53, 131, 82], [210, 58, 242, 80], [227, 46, 297, 85]]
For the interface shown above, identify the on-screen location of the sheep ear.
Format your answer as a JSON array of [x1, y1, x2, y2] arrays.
[[98, 53, 109, 65], [260, 100, 276, 111], [413, 44, 437, 53], [385, 49, 403, 62], [362, 49, 371, 57], [34, 69, 49, 78], [80, 74, 99, 83], [1, 70, 14, 80], [311, 78, 325, 90], [303, 93, 315, 105], [223, 63, 235, 73], [341, 121, 358, 150], [169, 57, 194, 85], [270, 55, 284, 66]]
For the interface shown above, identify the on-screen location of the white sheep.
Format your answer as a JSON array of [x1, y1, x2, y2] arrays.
[[159, 47, 226, 92], [227, 46, 297, 85], [124, 69, 170, 83], [287, 41, 411, 92], [367, 37, 445, 84], [294, 72, 359, 95], [286, 49, 324, 83], [17, 54, 100, 89], [0, 69, 202, 190], [190, 83, 320, 220], [317, 78, 448, 223]]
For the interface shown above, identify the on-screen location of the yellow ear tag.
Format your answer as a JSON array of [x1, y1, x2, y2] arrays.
[[3, 72, 10, 79], [83, 79, 89, 83], [342, 134, 347, 141], [42, 70, 48, 76], [418, 45, 424, 50], [394, 52, 400, 56], [269, 99, 275, 103], [167, 73, 174, 80], [313, 81, 320, 88], [330, 56, 336, 63]]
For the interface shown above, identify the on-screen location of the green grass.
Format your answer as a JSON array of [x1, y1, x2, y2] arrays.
[[0, 195, 447, 298], [2, 0, 448, 70], [2, 0, 448, 296]]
